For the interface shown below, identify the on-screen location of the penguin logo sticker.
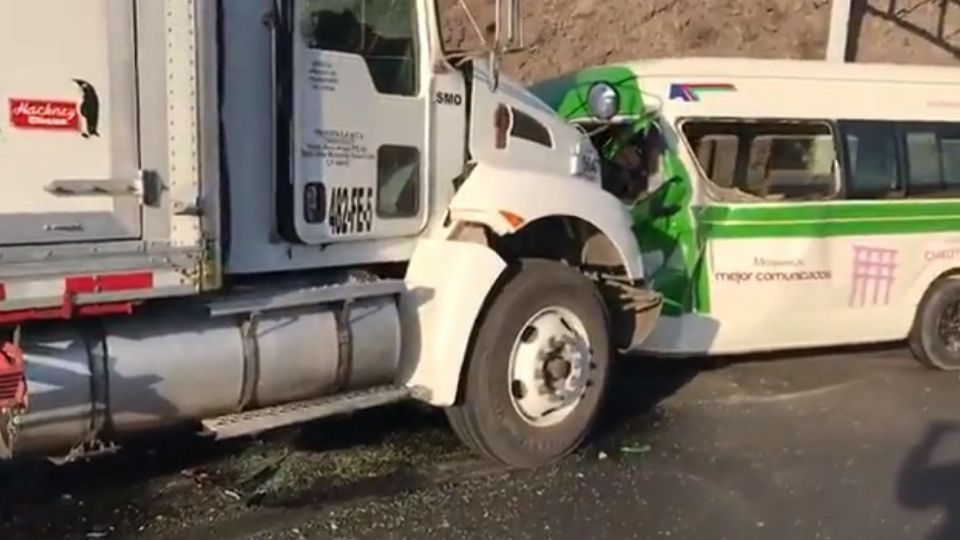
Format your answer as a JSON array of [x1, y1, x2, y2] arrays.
[[72, 79, 100, 138]]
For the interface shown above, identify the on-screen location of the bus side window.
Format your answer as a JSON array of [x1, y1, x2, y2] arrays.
[[695, 135, 739, 188], [902, 123, 960, 196], [941, 132, 960, 189], [906, 130, 941, 192], [840, 121, 901, 199], [681, 120, 839, 202]]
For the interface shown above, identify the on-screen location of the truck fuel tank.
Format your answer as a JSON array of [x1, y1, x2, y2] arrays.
[[10, 292, 401, 459]]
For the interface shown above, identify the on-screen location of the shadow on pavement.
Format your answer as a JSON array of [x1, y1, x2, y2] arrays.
[[0, 354, 703, 538], [0, 430, 251, 539], [898, 421, 960, 540], [588, 355, 708, 453]]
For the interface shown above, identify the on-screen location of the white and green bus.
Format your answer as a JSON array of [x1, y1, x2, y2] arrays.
[[532, 57, 960, 369]]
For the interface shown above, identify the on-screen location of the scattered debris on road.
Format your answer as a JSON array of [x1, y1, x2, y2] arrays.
[[620, 444, 653, 456]]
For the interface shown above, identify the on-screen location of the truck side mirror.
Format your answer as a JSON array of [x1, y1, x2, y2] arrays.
[[488, 0, 524, 91], [488, 49, 502, 91], [497, 0, 524, 52]]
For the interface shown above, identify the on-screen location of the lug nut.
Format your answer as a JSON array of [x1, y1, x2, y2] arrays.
[[511, 380, 527, 400]]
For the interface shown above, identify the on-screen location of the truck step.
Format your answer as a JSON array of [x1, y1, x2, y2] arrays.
[[201, 385, 411, 440]]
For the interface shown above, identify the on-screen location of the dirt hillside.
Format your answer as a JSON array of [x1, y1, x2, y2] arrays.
[[441, 0, 960, 84]]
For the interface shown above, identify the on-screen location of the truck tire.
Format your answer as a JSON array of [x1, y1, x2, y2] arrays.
[[909, 276, 960, 370], [446, 258, 611, 468]]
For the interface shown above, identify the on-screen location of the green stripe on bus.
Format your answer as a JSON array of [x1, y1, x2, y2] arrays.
[[702, 217, 960, 238], [697, 201, 960, 238], [699, 201, 960, 222]]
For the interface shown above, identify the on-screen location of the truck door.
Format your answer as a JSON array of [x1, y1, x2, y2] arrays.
[[0, 1, 142, 246], [281, 0, 429, 245]]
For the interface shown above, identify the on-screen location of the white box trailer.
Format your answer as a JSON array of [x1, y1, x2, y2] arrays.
[[0, 0, 662, 467]]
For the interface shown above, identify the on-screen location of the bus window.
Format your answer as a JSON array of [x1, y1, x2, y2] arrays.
[[840, 121, 901, 198], [681, 120, 838, 201], [906, 131, 941, 191], [940, 132, 960, 190], [695, 135, 738, 188], [903, 124, 960, 195]]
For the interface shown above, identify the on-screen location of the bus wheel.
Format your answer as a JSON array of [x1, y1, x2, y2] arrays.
[[909, 276, 960, 371], [446, 258, 612, 469]]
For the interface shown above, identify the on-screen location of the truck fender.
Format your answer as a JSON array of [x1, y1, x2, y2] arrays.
[[398, 238, 507, 406], [447, 162, 646, 282]]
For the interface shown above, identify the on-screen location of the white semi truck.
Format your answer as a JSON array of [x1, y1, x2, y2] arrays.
[[0, 0, 662, 468]]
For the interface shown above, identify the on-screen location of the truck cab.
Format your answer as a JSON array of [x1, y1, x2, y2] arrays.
[[221, 0, 635, 276], [0, 0, 661, 468]]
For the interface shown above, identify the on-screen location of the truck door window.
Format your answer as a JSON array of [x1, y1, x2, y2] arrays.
[[300, 0, 419, 96], [377, 145, 420, 218]]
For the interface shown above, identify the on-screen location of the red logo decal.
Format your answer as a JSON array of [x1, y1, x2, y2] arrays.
[[9, 98, 79, 131]]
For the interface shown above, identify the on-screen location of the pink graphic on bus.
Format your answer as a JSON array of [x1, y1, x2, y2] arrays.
[[849, 245, 898, 308]]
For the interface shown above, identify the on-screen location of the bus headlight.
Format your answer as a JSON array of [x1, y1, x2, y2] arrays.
[[587, 82, 619, 121]]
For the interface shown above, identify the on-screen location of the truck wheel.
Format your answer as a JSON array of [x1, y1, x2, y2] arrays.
[[446, 258, 611, 468], [909, 276, 960, 370]]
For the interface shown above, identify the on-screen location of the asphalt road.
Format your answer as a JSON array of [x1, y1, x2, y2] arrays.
[[3, 345, 960, 540]]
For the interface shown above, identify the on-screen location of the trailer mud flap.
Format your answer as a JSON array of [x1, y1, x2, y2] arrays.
[[0, 342, 27, 459]]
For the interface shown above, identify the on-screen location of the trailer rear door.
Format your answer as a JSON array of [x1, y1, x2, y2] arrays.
[[0, 1, 142, 246]]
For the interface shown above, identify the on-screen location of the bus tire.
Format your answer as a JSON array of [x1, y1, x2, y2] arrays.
[[445, 258, 612, 469], [909, 276, 960, 371]]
